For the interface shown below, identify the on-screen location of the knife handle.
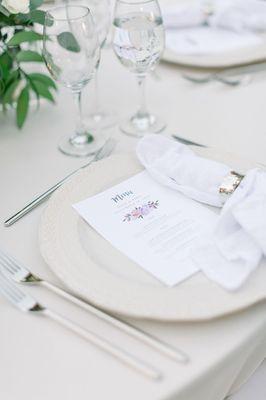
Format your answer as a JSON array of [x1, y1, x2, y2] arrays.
[[4, 181, 63, 227], [42, 280, 189, 364], [44, 308, 161, 380]]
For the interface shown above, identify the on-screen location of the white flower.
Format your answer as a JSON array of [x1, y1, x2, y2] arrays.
[[2, 0, 30, 14]]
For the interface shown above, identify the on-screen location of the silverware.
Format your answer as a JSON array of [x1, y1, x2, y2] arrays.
[[182, 61, 266, 86], [0, 249, 189, 364], [183, 72, 250, 86], [0, 270, 161, 380], [4, 138, 116, 227], [172, 134, 207, 148]]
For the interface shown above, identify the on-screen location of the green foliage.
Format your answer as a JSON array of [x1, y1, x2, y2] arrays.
[[0, 0, 56, 128], [16, 50, 43, 62], [31, 80, 55, 102], [16, 86, 30, 128], [0, 0, 81, 129], [57, 32, 81, 53], [28, 73, 57, 90], [8, 30, 43, 46], [0, 4, 10, 17], [30, 0, 44, 11], [3, 79, 20, 105], [30, 9, 46, 25]]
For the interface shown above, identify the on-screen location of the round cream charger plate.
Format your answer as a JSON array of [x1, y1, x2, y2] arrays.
[[163, 42, 266, 69], [162, 0, 266, 68], [39, 151, 266, 321]]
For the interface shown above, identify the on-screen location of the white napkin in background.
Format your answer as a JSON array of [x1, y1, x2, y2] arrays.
[[162, 0, 265, 55], [136, 135, 266, 290], [162, 0, 266, 32], [162, 3, 206, 29], [210, 0, 266, 32], [165, 26, 261, 55]]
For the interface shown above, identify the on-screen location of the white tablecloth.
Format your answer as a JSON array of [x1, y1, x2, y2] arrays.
[[0, 49, 266, 400]]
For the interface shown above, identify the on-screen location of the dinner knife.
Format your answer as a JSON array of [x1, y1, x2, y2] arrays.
[[4, 138, 116, 227]]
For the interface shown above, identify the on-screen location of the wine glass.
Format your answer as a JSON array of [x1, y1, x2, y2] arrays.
[[43, 5, 102, 157], [113, 0, 165, 137], [62, 0, 116, 130]]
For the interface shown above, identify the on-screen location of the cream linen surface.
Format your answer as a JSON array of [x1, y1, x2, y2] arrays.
[[137, 135, 266, 290], [0, 47, 266, 400]]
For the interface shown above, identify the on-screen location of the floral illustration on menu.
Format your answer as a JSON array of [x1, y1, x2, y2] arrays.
[[123, 200, 159, 222]]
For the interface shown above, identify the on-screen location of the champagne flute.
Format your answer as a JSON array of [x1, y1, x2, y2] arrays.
[[43, 5, 102, 157], [113, 0, 165, 137]]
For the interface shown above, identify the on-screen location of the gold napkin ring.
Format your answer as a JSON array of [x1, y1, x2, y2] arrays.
[[219, 171, 245, 200]]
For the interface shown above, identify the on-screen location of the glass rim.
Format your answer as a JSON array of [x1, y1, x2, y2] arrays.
[[45, 5, 90, 21], [116, 0, 156, 5]]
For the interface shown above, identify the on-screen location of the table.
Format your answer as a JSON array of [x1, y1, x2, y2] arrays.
[[0, 49, 266, 400]]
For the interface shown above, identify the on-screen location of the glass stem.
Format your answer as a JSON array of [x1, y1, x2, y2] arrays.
[[91, 70, 101, 116], [73, 90, 85, 136], [136, 75, 148, 118], [72, 90, 94, 143]]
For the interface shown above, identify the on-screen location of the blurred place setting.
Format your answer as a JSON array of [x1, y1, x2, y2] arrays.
[[0, 0, 266, 399]]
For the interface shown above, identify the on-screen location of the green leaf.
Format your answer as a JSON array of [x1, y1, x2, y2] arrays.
[[29, 73, 57, 90], [6, 69, 20, 86], [57, 32, 80, 53], [17, 50, 43, 62], [32, 81, 55, 102], [16, 86, 30, 128], [0, 52, 13, 73], [29, 9, 46, 25], [3, 79, 20, 105], [0, 4, 10, 17], [0, 58, 9, 80], [8, 31, 43, 46], [14, 13, 31, 25], [30, 0, 43, 11]]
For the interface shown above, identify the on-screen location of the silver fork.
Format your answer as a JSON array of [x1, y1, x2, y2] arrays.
[[0, 271, 161, 380], [0, 249, 189, 364], [182, 73, 250, 86]]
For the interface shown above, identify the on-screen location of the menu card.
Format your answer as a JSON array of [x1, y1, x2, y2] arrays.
[[73, 171, 217, 286]]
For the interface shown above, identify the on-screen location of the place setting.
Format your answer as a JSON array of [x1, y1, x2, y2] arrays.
[[160, 0, 266, 89], [0, 0, 266, 397]]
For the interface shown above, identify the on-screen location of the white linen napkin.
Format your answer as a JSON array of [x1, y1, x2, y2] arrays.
[[162, 0, 266, 32], [210, 0, 266, 33], [136, 135, 266, 290], [136, 134, 230, 207], [165, 26, 261, 56], [162, 0, 264, 56], [162, 3, 206, 29]]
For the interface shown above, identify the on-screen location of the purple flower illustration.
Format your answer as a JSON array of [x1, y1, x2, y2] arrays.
[[123, 200, 159, 222]]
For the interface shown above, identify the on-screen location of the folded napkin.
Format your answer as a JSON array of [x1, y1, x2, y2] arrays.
[[165, 27, 261, 56], [162, 0, 266, 32], [210, 0, 266, 33], [137, 134, 230, 207], [162, 3, 206, 30], [136, 135, 266, 290], [162, 0, 264, 56]]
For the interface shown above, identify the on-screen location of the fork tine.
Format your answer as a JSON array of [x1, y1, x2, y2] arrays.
[[0, 273, 23, 298], [0, 255, 17, 275], [0, 272, 23, 302], [0, 250, 21, 273], [0, 252, 17, 273], [0, 271, 39, 313]]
